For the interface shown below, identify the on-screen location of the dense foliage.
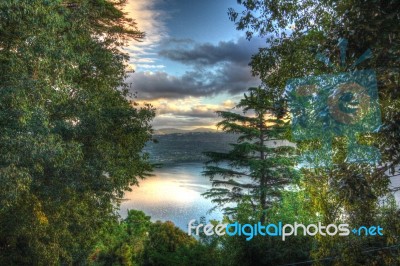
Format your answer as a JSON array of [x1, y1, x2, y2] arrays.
[[0, 0, 154, 264], [1, 0, 399, 265], [90, 210, 218, 266], [225, 0, 400, 265]]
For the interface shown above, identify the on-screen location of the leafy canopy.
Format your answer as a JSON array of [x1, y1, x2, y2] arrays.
[[0, 0, 154, 264]]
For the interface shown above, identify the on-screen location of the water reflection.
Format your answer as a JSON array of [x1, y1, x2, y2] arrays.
[[119, 163, 400, 230], [119, 163, 222, 230]]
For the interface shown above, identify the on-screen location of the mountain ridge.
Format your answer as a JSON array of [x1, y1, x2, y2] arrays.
[[154, 127, 219, 135]]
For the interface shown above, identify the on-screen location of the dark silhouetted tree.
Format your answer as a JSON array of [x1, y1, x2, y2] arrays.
[[203, 87, 297, 223]]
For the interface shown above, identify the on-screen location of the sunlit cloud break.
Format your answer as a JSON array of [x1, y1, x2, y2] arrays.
[[135, 97, 237, 129]]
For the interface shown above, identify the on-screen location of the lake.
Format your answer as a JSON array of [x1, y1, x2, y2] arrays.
[[119, 163, 223, 230], [119, 162, 400, 231]]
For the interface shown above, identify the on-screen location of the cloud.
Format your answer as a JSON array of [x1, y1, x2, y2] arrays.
[[139, 64, 166, 69], [123, 0, 169, 70], [160, 106, 218, 118], [135, 98, 238, 129], [126, 67, 257, 100], [126, 71, 210, 99], [155, 99, 228, 118], [125, 37, 263, 100], [120, 3, 264, 128], [158, 37, 264, 66], [151, 115, 217, 129], [159, 37, 195, 48]]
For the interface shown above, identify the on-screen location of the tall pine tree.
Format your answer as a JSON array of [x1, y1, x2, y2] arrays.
[[203, 87, 298, 223]]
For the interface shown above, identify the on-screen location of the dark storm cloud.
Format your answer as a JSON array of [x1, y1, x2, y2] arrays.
[[126, 37, 264, 100], [158, 37, 264, 66], [160, 37, 195, 46], [126, 66, 257, 100], [126, 70, 215, 99]]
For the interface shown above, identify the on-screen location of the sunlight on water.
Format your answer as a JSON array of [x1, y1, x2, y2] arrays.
[[119, 163, 223, 230], [118, 163, 400, 230]]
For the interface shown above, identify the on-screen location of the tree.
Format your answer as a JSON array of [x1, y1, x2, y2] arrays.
[[91, 210, 220, 266], [228, 0, 400, 264], [0, 0, 154, 264], [216, 190, 315, 266], [142, 221, 198, 266], [229, 0, 400, 189], [89, 210, 152, 266], [203, 87, 298, 223]]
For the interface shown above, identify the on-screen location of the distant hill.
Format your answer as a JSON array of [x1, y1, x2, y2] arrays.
[[144, 132, 237, 165], [154, 127, 218, 135]]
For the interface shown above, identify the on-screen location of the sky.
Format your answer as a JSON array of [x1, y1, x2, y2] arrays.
[[123, 0, 264, 129]]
